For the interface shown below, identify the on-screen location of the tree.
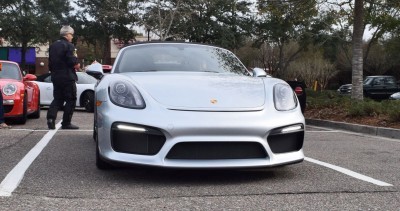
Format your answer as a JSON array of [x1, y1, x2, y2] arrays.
[[166, 0, 253, 50], [254, 0, 330, 77], [74, 0, 138, 64], [364, 42, 392, 75], [287, 47, 336, 89], [138, 0, 183, 41], [0, 0, 71, 69], [351, 0, 364, 100], [363, 0, 400, 70], [320, 0, 400, 98]]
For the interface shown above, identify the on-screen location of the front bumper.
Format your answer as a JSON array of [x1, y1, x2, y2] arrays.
[[3, 96, 23, 117], [96, 102, 305, 169]]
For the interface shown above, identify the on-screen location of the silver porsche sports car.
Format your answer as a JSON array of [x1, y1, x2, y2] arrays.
[[94, 42, 305, 169]]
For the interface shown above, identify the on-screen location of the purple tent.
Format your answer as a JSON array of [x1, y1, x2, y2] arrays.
[[8, 47, 36, 64]]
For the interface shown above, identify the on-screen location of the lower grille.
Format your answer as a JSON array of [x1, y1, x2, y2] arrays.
[[111, 123, 166, 155], [267, 131, 304, 153], [166, 142, 268, 160], [4, 105, 13, 113]]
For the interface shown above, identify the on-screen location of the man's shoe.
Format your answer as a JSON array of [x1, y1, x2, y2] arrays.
[[47, 119, 55, 130], [61, 124, 79, 130], [0, 123, 11, 129]]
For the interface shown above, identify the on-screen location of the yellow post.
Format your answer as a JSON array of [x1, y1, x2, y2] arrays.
[[313, 80, 318, 91]]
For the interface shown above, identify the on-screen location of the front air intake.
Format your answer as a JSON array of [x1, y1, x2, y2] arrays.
[[111, 123, 166, 155], [166, 142, 268, 160], [267, 124, 304, 153]]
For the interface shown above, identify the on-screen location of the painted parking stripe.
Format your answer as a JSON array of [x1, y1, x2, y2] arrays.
[[10, 129, 93, 132], [0, 121, 62, 197], [306, 126, 400, 143], [305, 157, 393, 187]]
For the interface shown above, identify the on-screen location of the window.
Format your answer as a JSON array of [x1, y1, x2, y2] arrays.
[[0, 62, 22, 80]]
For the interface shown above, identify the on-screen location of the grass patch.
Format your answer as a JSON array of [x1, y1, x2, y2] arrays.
[[306, 89, 352, 109], [306, 89, 400, 122], [382, 100, 400, 122]]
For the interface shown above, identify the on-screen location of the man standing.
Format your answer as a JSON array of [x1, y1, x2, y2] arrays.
[[46, 25, 80, 130]]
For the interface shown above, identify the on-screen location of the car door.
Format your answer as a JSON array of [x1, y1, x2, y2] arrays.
[[40, 75, 55, 105], [370, 77, 386, 98], [384, 77, 397, 96]]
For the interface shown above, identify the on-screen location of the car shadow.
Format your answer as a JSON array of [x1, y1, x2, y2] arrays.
[[95, 164, 300, 185]]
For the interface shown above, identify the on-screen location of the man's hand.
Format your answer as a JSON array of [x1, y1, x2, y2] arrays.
[[74, 63, 81, 70]]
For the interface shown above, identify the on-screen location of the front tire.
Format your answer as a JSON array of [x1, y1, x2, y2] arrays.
[[30, 94, 41, 119], [95, 132, 114, 170], [15, 94, 28, 124], [82, 91, 94, 112]]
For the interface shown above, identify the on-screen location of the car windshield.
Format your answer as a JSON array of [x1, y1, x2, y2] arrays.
[[114, 43, 249, 76], [0, 62, 22, 80], [363, 77, 374, 85], [39, 72, 97, 84], [77, 72, 98, 84]]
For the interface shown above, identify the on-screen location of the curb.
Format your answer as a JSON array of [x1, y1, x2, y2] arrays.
[[306, 119, 400, 140]]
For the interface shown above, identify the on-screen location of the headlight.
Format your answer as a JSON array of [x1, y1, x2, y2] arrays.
[[274, 83, 297, 111], [2, 83, 17, 96], [109, 80, 145, 109]]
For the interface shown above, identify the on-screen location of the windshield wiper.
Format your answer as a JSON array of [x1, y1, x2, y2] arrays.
[[200, 70, 219, 73]]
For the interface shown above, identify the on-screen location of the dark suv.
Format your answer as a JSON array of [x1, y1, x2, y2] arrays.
[[363, 75, 400, 99]]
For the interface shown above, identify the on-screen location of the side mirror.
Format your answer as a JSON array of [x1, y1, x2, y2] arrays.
[[252, 68, 267, 77], [86, 63, 104, 73], [24, 74, 37, 81]]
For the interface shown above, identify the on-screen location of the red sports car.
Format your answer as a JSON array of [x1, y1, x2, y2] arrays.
[[0, 60, 40, 124]]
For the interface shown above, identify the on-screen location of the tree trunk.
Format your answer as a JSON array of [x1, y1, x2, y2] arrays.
[[351, 0, 364, 101], [102, 37, 111, 65], [276, 43, 284, 78], [21, 41, 28, 72]]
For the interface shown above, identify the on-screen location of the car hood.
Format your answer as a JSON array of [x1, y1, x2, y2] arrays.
[[123, 72, 266, 111], [0, 78, 21, 83], [0, 79, 22, 87]]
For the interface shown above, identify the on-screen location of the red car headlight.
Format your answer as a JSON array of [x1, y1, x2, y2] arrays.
[[2, 83, 17, 96]]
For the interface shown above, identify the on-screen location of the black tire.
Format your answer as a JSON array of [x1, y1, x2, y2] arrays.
[[93, 106, 97, 141], [30, 94, 41, 119], [15, 94, 28, 124], [95, 132, 114, 170], [93, 121, 97, 142], [81, 91, 94, 112]]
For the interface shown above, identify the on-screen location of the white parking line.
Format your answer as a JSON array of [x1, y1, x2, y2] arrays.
[[305, 157, 393, 187], [307, 126, 400, 143], [10, 128, 93, 132], [9, 129, 93, 132], [0, 121, 62, 197], [10, 129, 53, 132]]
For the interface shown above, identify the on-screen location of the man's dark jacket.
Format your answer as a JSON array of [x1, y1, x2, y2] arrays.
[[48, 37, 78, 83]]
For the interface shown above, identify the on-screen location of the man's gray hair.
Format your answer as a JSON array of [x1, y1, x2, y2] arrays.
[[60, 25, 74, 36]]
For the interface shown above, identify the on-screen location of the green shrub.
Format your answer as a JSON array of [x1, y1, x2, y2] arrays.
[[307, 89, 400, 123], [382, 100, 400, 122], [348, 100, 382, 117], [347, 101, 365, 117], [306, 89, 351, 109]]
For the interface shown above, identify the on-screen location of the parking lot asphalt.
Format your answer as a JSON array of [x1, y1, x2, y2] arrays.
[[306, 119, 400, 139]]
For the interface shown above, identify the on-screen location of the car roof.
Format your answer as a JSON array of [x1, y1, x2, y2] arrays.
[[0, 60, 19, 65], [366, 75, 393, 78], [121, 41, 219, 49]]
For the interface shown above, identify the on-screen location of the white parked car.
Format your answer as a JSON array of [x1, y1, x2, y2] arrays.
[[34, 72, 97, 112], [390, 92, 400, 100]]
